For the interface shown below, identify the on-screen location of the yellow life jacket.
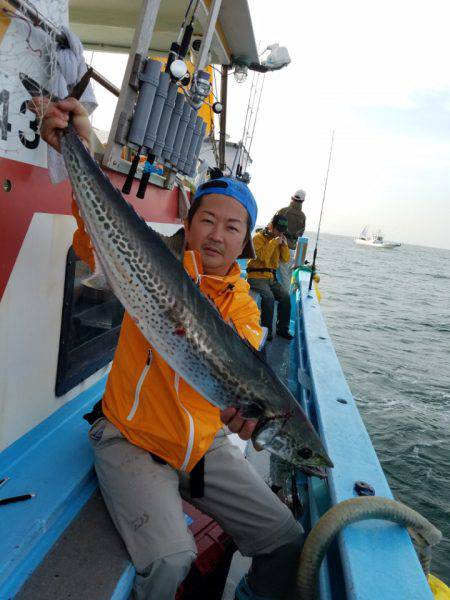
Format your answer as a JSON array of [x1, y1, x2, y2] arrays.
[[247, 230, 291, 279]]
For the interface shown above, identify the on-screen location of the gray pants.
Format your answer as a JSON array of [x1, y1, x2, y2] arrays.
[[89, 418, 303, 600], [277, 250, 295, 291], [247, 278, 291, 334]]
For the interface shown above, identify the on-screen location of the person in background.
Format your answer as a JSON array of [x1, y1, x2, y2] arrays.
[[247, 214, 293, 341], [275, 189, 306, 290]]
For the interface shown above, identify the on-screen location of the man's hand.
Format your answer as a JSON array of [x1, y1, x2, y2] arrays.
[[220, 407, 257, 441], [29, 97, 91, 153]]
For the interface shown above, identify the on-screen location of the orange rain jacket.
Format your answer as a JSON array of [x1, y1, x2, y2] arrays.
[[72, 201, 263, 472]]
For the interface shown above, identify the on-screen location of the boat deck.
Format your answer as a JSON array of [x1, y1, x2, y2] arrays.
[[16, 490, 132, 600], [0, 271, 435, 600]]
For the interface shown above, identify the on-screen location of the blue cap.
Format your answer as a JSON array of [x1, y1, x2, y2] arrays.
[[193, 177, 258, 230]]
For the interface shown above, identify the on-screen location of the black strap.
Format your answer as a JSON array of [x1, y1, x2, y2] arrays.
[[247, 268, 277, 275], [83, 399, 104, 425], [190, 456, 205, 498]]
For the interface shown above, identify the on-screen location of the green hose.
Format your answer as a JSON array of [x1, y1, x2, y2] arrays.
[[297, 496, 442, 600]]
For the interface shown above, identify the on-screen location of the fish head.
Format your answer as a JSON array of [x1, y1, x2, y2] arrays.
[[253, 402, 333, 471]]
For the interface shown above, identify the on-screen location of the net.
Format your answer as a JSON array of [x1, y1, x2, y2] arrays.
[[0, 0, 66, 161]]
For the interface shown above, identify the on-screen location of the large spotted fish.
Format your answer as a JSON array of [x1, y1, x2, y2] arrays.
[[60, 124, 333, 472]]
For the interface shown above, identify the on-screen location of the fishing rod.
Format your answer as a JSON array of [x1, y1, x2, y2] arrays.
[[177, 0, 197, 44], [180, 0, 200, 57], [169, 0, 200, 71], [242, 73, 266, 173], [308, 130, 335, 292], [236, 71, 262, 177], [236, 71, 257, 175]]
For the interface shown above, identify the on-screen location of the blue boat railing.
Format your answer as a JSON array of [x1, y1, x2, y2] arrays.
[[293, 268, 433, 600], [0, 379, 106, 598]]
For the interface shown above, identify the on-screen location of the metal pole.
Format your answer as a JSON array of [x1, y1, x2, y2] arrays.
[[218, 65, 228, 172], [90, 68, 120, 98], [230, 141, 241, 177], [195, 0, 222, 71]]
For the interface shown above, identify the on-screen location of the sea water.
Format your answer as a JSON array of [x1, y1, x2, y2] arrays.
[[311, 232, 450, 583]]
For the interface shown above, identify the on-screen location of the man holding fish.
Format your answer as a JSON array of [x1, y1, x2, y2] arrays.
[[38, 98, 331, 600]]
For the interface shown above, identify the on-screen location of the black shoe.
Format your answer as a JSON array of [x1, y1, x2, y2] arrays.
[[277, 329, 293, 340]]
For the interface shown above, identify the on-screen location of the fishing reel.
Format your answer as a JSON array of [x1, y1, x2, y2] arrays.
[[166, 44, 222, 113], [177, 69, 222, 114], [184, 69, 211, 109], [165, 56, 222, 115]]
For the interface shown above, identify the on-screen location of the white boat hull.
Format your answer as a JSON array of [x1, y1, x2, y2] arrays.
[[354, 238, 401, 249]]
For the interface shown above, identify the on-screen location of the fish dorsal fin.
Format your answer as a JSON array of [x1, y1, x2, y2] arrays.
[[159, 227, 186, 261]]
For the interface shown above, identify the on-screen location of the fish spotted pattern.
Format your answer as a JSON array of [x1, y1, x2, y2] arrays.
[[61, 124, 332, 471]]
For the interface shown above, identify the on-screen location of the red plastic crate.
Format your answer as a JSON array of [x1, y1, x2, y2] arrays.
[[176, 501, 237, 599]]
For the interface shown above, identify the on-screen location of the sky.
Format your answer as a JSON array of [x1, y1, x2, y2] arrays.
[[86, 0, 450, 250]]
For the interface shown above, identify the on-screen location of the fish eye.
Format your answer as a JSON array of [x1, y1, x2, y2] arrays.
[[297, 447, 313, 459]]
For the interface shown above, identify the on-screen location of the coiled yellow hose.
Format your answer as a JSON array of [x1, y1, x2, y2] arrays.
[[297, 496, 442, 600]]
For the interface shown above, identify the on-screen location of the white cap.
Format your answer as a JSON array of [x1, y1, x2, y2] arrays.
[[292, 189, 306, 202]]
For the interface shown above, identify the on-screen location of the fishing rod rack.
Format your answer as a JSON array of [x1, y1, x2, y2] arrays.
[[102, 0, 227, 196], [6, 0, 289, 194], [120, 56, 208, 197]]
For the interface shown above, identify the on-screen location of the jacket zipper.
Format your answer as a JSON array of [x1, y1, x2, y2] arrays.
[[174, 373, 195, 471], [127, 349, 152, 421]]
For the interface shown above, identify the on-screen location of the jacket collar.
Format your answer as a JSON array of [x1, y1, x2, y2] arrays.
[[183, 250, 246, 293]]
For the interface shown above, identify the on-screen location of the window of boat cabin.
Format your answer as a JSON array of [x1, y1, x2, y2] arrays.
[[55, 247, 124, 396]]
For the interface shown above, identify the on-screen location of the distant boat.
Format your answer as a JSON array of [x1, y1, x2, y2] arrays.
[[354, 226, 401, 249]]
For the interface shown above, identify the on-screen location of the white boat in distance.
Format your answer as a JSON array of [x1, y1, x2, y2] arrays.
[[354, 226, 401, 249]]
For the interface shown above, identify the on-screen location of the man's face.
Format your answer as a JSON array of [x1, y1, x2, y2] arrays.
[[185, 194, 248, 276]]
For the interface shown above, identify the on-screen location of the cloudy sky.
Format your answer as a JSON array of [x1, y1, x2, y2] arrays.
[[88, 0, 450, 250]]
